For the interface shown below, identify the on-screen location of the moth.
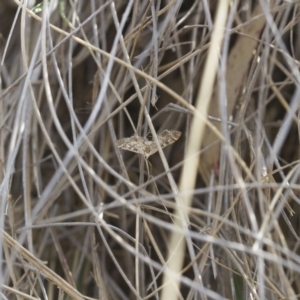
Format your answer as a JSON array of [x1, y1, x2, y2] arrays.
[[115, 130, 181, 159]]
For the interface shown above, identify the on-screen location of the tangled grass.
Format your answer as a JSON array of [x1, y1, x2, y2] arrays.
[[1, 0, 300, 299]]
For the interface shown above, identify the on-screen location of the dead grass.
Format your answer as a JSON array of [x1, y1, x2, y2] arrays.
[[0, 0, 300, 299]]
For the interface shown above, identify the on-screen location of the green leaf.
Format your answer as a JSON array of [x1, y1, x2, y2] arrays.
[[31, 2, 45, 14]]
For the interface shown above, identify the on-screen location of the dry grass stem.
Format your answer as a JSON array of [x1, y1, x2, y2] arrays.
[[1, 1, 300, 299]]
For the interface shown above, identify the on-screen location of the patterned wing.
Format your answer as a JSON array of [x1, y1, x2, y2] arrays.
[[115, 130, 181, 159], [158, 130, 181, 149], [115, 136, 147, 156], [142, 139, 158, 159]]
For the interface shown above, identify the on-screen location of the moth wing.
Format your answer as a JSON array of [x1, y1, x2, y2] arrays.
[[169, 130, 182, 141], [115, 136, 145, 155], [158, 130, 181, 149], [142, 140, 158, 158], [115, 137, 130, 148]]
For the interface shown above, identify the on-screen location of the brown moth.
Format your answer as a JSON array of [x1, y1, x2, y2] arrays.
[[115, 130, 181, 159]]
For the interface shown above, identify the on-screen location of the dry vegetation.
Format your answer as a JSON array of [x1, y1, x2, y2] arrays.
[[1, 0, 300, 299]]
